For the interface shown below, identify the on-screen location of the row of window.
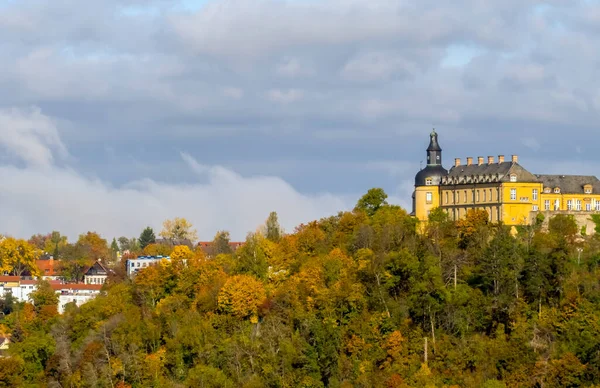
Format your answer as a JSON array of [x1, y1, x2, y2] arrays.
[[442, 188, 500, 205]]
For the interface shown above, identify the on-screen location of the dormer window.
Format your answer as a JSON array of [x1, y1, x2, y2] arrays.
[[584, 185, 593, 194], [554, 188, 561, 194], [510, 174, 517, 182], [425, 178, 433, 186], [544, 187, 551, 193]]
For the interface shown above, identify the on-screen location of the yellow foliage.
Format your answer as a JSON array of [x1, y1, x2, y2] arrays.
[[159, 217, 198, 241], [0, 237, 41, 276], [218, 274, 266, 319]]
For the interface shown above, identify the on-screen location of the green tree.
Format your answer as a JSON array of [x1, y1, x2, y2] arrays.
[[212, 231, 232, 256], [139, 226, 156, 249], [30, 279, 59, 313], [355, 188, 388, 217], [264, 211, 282, 242]]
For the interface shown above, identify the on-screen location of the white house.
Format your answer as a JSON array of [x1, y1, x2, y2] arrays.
[[52, 283, 104, 314], [126, 255, 171, 278], [83, 260, 111, 285]]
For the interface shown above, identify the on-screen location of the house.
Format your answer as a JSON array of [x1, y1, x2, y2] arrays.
[[52, 283, 104, 314], [36, 256, 61, 280], [83, 260, 111, 285], [0, 336, 9, 351], [126, 255, 170, 278]]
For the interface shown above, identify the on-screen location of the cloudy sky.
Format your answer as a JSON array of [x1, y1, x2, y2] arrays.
[[0, 0, 599, 241]]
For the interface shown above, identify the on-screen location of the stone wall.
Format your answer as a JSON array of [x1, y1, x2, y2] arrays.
[[529, 210, 598, 235]]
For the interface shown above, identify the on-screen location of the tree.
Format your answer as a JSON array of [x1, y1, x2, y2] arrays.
[[159, 217, 198, 242], [76, 232, 109, 262], [264, 211, 282, 242], [117, 237, 140, 253], [44, 231, 68, 258], [0, 238, 40, 276], [354, 188, 388, 217], [30, 279, 59, 314], [212, 231, 232, 256], [218, 274, 266, 320], [139, 227, 156, 249], [110, 238, 119, 261]]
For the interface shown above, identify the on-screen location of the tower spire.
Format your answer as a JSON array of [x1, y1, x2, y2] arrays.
[[426, 129, 442, 165]]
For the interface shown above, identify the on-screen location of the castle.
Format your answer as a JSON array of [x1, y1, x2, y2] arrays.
[[412, 130, 600, 227]]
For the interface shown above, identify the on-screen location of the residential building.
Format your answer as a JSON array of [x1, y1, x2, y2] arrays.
[[413, 130, 600, 227], [126, 255, 170, 278], [0, 277, 103, 314], [83, 260, 111, 285], [52, 283, 103, 314], [0, 336, 9, 351], [36, 256, 61, 280]]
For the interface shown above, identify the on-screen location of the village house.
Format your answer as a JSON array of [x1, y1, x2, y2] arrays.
[[126, 255, 170, 278], [83, 260, 111, 285]]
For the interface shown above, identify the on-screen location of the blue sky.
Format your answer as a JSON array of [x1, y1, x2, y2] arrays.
[[0, 0, 599, 241]]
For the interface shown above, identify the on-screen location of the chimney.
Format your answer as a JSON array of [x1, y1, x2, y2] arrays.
[[454, 158, 461, 167], [512, 155, 518, 163], [466, 157, 473, 166], [478, 156, 484, 166], [498, 155, 505, 163], [488, 156, 494, 164]]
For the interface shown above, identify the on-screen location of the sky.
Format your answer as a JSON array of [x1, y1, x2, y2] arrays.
[[1, 0, 599, 242]]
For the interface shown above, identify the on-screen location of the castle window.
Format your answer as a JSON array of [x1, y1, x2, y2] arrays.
[[586, 203, 591, 211], [510, 189, 517, 200], [425, 178, 433, 186], [567, 200, 572, 210], [445, 192, 449, 204], [476, 190, 480, 202], [464, 190, 468, 203], [576, 200, 582, 211], [555, 199, 560, 210], [533, 205, 539, 211], [554, 188, 560, 194], [532, 189, 538, 201], [510, 174, 517, 182], [585, 187, 592, 194], [596, 201, 600, 211], [544, 187, 551, 193], [426, 192, 433, 203], [544, 200, 550, 210]]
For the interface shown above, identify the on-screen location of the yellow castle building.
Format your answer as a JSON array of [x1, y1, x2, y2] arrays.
[[412, 130, 600, 226]]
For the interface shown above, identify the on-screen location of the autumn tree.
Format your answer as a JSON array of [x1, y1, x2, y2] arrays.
[[354, 188, 388, 217], [139, 226, 156, 249], [0, 237, 41, 276], [218, 274, 266, 321], [159, 217, 198, 242], [30, 279, 59, 314], [76, 232, 110, 261]]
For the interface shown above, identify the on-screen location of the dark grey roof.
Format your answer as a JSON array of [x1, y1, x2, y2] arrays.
[[535, 175, 600, 194], [443, 162, 538, 185], [427, 130, 441, 152], [415, 165, 448, 186]]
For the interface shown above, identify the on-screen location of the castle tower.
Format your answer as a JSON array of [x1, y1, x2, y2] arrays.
[[413, 130, 448, 222]]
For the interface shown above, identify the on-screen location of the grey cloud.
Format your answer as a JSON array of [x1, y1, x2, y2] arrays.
[[0, 0, 599, 240]]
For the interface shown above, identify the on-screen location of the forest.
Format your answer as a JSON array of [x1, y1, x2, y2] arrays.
[[2, 188, 600, 387]]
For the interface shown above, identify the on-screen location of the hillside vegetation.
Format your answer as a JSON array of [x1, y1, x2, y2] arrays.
[[2, 189, 600, 387]]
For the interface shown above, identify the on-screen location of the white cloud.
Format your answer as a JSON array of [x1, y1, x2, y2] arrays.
[[0, 107, 67, 168], [0, 107, 350, 241]]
